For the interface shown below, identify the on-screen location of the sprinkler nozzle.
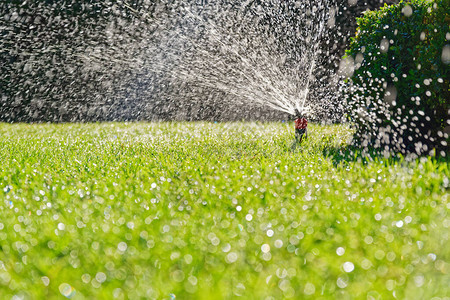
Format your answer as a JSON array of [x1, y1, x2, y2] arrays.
[[294, 107, 312, 119]]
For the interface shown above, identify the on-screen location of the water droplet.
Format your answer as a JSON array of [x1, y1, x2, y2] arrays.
[[336, 277, 348, 288], [343, 261, 354, 272], [380, 38, 389, 53], [226, 252, 238, 263], [171, 270, 185, 282], [59, 283, 76, 298], [274, 240, 284, 248], [96, 272, 107, 283], [41, 276, 50, 286], [304, 282, 316, 295], [442, 45, 450, 64], [402, 5, 413, 17]]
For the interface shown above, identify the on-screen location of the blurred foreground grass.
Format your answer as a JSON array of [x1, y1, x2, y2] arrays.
[[0, 122, 448, 299]]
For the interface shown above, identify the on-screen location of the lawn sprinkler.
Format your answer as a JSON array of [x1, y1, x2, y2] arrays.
[[293, 108, 309, 144]]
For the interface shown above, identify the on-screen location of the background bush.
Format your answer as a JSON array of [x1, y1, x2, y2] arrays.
[[344, 0, 449, 156]]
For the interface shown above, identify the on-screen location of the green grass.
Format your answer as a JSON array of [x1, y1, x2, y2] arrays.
[[0, 122, 448, 299]]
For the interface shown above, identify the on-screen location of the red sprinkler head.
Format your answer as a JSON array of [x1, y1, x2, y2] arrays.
[[294, 117, 308, 143], [295, 117, 307, 130]]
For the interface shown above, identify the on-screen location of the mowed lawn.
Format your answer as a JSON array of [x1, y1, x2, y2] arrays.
[[0, 122, 448, 299]]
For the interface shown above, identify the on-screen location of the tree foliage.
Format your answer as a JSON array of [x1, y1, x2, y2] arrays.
[[344, 0, 449, 156]]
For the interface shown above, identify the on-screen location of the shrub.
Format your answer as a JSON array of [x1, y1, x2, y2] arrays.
[[342, 0, 449, 157]]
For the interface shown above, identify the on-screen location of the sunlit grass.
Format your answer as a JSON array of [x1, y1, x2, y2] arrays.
[[0, 122, 448, 299]]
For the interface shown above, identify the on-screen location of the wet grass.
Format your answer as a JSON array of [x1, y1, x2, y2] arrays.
[[0, 122, 448, 299]]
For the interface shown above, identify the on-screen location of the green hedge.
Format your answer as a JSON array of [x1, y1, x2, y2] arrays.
[[343, 0, 449, 156]]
